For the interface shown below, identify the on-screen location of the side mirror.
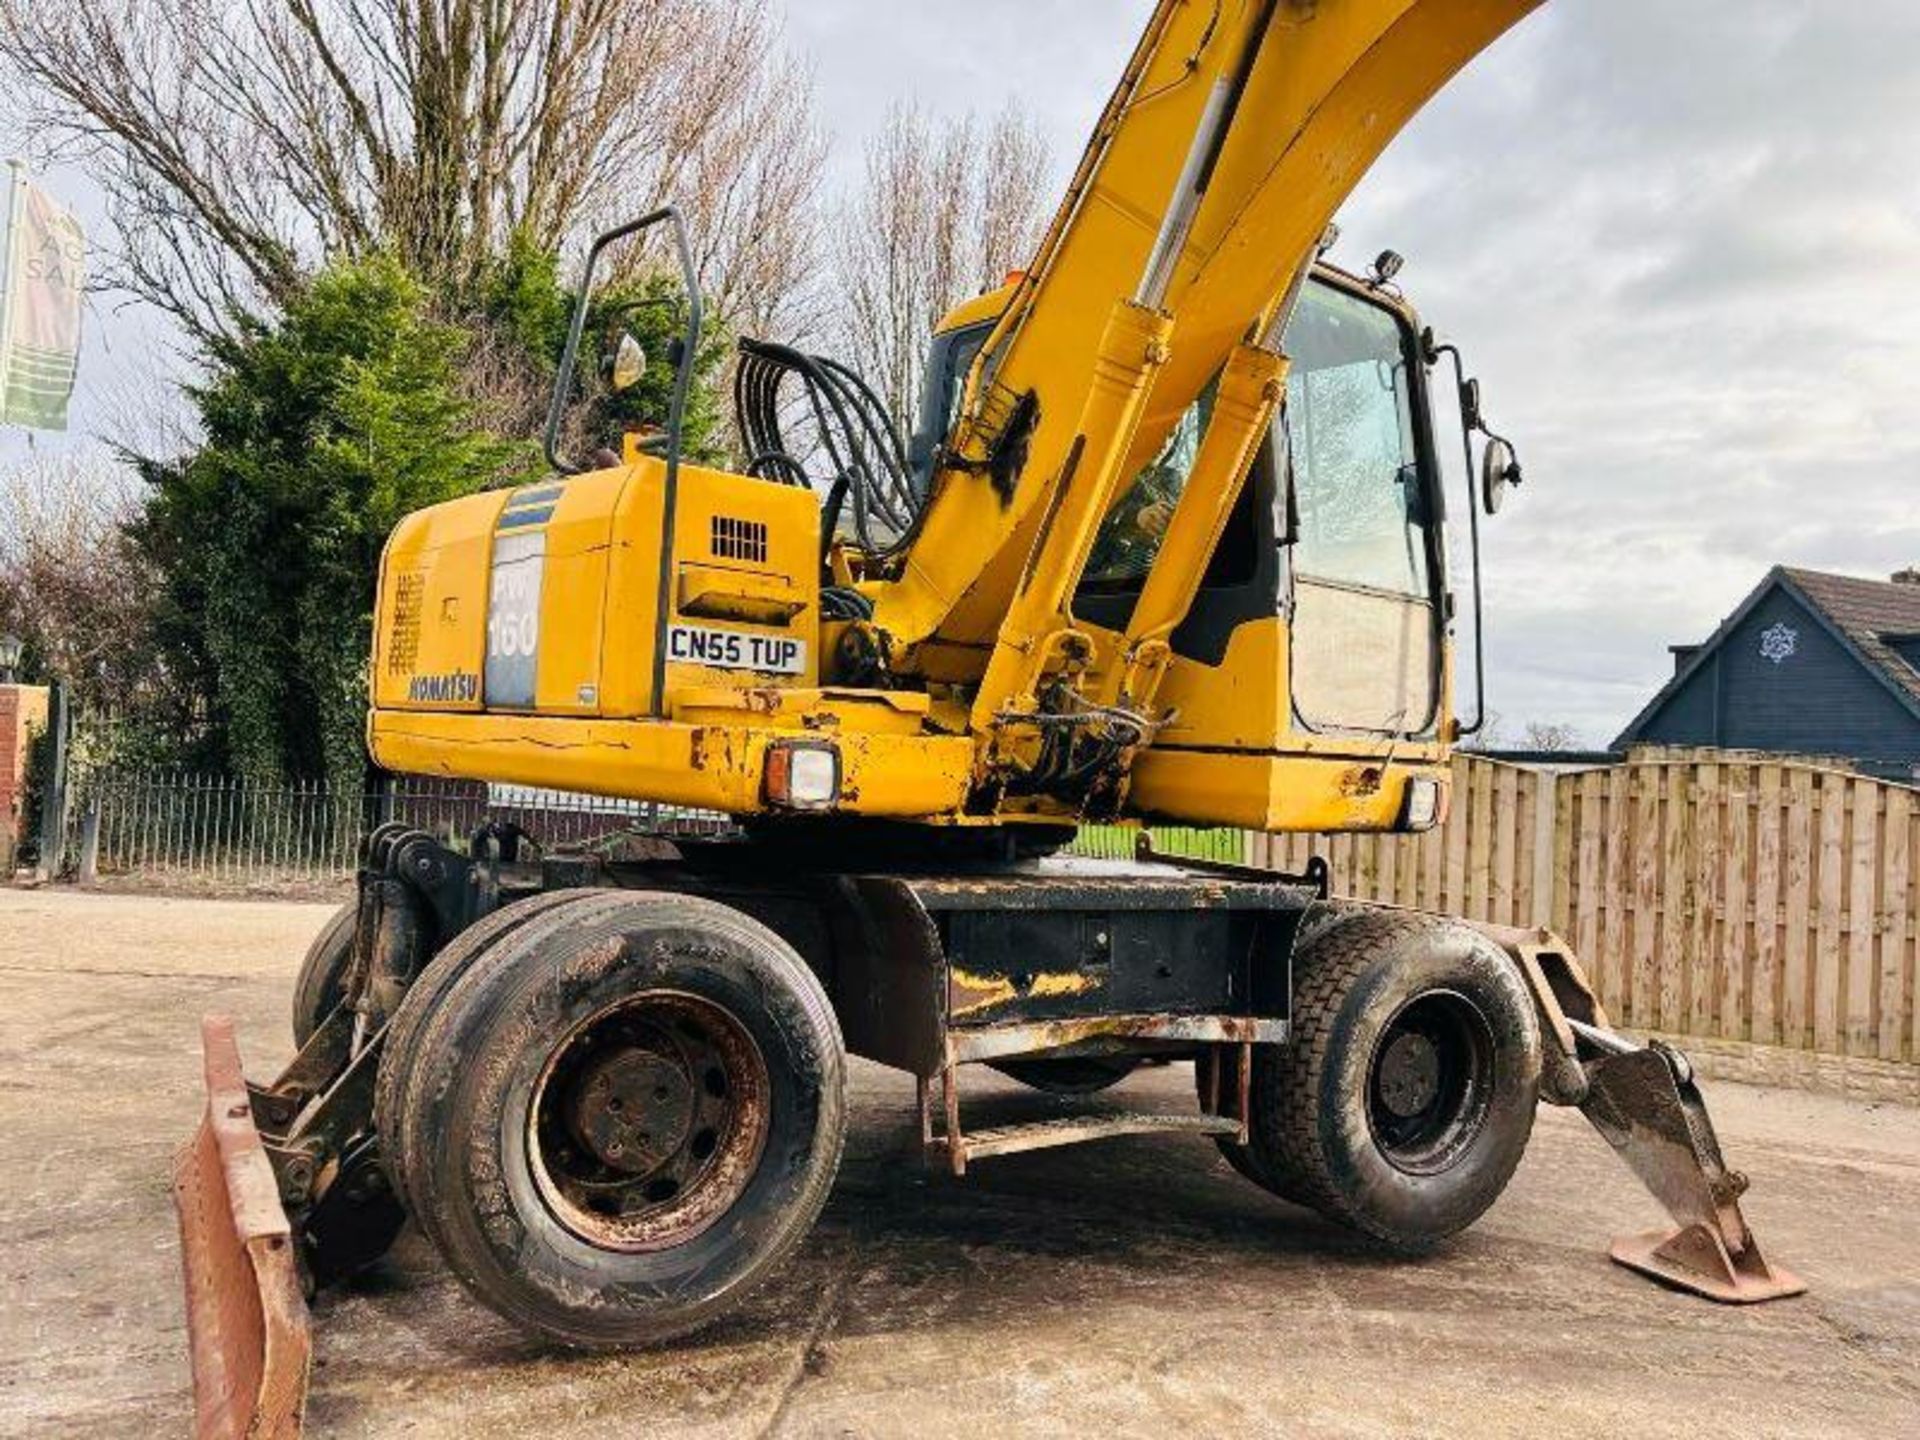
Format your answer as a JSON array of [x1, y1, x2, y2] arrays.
[[603, 331, 647, 393], [1480, 436, 1521, 515], [543, 206, 700, 478]]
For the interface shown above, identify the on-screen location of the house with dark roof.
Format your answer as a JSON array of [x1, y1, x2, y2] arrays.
[[1613, 567, 1920, 782]]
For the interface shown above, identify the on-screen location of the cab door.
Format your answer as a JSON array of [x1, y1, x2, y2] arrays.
[[1283, 281, 1443, 738]]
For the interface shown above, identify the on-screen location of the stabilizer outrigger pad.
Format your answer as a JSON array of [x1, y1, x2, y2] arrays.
[[172, 1016, 312, 1439], [1582, 1041, 1805, 1303], [1473, 924, 1806, 1306]]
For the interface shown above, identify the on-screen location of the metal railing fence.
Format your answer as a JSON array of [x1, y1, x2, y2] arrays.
[[56, 769, 730, 888]]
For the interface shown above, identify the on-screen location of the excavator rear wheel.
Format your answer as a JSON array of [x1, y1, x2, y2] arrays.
[[392, 889, 846, 1348], [290, 901, 356, 1047], [1244, 908, 1540, 1250]]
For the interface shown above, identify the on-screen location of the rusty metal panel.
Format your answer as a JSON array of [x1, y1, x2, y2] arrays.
[[947, 1013, 1283, 1065], [819, 862, 1311, 1075], [946, 1111, 1242, 1162], [944, 907, 1262, 1026], [906, 856, 1309, 1032]]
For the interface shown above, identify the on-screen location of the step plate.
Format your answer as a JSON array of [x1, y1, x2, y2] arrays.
[[938, 1111, 1242, 1162]]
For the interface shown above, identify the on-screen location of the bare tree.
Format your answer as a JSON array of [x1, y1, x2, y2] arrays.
[[0, 452, 158, 717], [833, 102, 1050, 427], [1518, 720, 1584, 753], [0, 0, 826, 340]]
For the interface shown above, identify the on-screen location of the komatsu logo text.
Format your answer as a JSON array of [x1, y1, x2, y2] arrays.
[[407, 671, 480, 704]]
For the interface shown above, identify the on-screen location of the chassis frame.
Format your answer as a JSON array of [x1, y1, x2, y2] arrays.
[[174, 823, 1804, 1438]]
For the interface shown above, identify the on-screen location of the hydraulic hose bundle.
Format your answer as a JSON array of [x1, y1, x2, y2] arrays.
[[734, 337, 920, 556]]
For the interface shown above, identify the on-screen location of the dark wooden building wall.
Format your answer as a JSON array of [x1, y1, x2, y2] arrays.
[[1635, 586, 1920, 774]]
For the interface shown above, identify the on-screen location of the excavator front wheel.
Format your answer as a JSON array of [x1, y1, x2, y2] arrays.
[[392, 890, 847, 1347], [1240, 910, 1541, 1248]]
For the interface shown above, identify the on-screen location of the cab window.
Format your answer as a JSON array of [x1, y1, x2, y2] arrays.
[[907, 321, 994, 494], [1286, 280, 1442, 736], [1082, 384, 1216, 588], [1286, 285, 1430, 598]]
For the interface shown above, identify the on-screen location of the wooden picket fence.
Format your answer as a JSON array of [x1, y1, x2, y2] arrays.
[[1255, 751, 1920, 1086]]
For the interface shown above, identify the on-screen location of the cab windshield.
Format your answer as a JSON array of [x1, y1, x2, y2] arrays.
[[1286, 283, 1430, 599]]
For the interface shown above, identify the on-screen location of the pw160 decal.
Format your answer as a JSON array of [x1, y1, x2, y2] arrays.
[[668, 624, 806, 676], [486, 529, 545, 707]]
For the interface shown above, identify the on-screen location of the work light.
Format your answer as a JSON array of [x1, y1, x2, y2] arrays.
[[764, 740, 841, 810]]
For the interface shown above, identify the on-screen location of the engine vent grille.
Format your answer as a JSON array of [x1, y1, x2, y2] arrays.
[[387, 571, 425, 674], [711, 515, 768, 564]]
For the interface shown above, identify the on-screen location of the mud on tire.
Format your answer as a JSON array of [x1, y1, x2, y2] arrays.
[[373, 888, 628, 1220], [394, 889, 846, 1348]]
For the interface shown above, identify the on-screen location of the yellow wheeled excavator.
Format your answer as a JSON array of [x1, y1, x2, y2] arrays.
[[173, 2, 1805, 1433]]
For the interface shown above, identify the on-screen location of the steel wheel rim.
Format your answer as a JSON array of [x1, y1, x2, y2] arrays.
[[527, 989, 770, 1253], [1365, 988, 1496, 1176]]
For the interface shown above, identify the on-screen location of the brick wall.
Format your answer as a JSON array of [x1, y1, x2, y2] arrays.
[[0, 684, 49, 873]]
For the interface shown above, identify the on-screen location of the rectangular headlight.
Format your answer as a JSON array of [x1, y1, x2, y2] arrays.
[[1401, 776, 1445, 832], [764, 741, 841, 810]]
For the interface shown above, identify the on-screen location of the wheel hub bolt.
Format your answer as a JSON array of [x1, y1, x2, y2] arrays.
[[571, 1049, 693, 1173]]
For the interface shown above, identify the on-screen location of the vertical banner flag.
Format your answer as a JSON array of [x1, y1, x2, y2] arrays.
[[0, 164, 86, 431]]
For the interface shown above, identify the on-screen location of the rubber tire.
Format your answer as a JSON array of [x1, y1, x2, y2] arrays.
[[992, 1056, 1139, 1095], [374, 889, 626, 1219], [291, 902, 357, 1047], [396, 889, 846, 1348], [1246, 908, 1540, 1250], [1204, 898, 1368, 1199]]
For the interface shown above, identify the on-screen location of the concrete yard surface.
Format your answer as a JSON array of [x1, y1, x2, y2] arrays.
[[1, 887, 1917, 1438]]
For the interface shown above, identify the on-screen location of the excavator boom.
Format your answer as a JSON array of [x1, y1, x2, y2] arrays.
[[875, 0, 1543, 674]]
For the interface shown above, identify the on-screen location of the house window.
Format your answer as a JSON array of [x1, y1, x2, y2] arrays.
[[1884, 634, 1920, 674]]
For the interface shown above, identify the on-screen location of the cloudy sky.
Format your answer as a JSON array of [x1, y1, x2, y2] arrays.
[[15, 0, 1920, 745]]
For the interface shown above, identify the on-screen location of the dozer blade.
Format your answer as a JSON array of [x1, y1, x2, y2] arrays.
[[1474, 924, 1805, 1305], [172, 1015, 312, 1439]]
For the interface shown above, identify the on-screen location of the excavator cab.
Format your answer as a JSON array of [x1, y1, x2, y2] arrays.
[[1078, 262, 1465, 829]]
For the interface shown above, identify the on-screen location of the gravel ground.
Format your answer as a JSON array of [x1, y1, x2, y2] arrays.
[[1, 886, 1917, 1438]]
